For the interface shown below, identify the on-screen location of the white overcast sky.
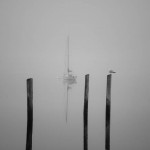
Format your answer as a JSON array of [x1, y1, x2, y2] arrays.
[[0, 0, 150, 150]]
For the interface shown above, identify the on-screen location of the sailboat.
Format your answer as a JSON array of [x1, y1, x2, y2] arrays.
[[63, 36, 77, 122], [63, 36, 77, 85]]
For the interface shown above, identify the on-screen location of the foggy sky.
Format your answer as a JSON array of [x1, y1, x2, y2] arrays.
[[0, 0, 150, 150]]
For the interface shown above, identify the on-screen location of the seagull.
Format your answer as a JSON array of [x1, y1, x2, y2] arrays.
[[109, 70, 116, 73]]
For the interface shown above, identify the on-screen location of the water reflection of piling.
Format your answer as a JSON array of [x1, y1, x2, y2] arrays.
[[105, 74, 112, 150], [26, 78, 33, 150], [83, 74, 89, 150]]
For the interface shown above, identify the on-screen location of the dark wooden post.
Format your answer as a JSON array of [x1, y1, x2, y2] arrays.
[[83, 74, 89, 150], [105, 74, 112, 150], [26, 78, 33, 150]]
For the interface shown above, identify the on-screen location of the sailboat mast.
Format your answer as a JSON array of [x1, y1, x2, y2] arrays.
[[67, 35, 70, 74]]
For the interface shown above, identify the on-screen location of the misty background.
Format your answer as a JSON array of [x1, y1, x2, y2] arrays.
[[0, 0, 150, 150]]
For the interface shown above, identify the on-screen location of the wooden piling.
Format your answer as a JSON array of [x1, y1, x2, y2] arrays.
[[83, 74, 89, 150], [26, 78, 33, 150], [105, 74, 112, 150]]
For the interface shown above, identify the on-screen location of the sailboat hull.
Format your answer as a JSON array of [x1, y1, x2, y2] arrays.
[[63, 74, 77, 85]]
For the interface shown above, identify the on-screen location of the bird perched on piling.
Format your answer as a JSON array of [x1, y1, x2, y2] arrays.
[[109, 70, 116, 73]]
